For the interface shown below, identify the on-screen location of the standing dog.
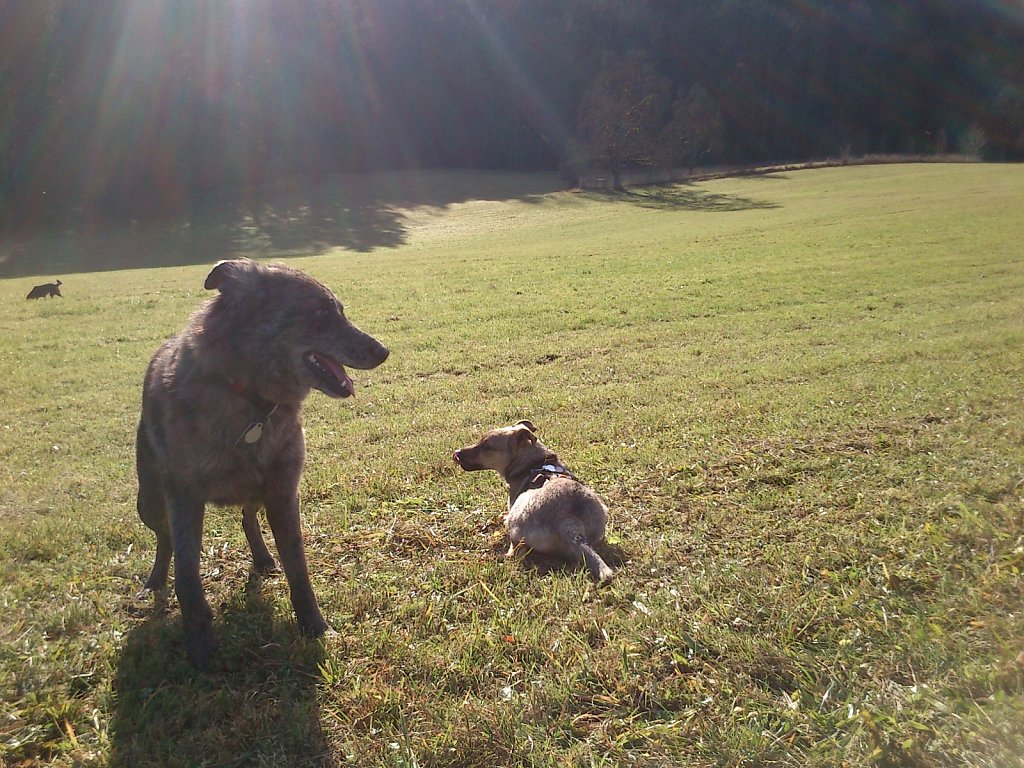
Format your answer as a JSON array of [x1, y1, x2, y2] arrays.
[[26, 279, 62, 299], [136, 258, 388, 668], [454, 421, 614, 582]]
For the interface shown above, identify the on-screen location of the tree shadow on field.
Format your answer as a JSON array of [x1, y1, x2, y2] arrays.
[[109, 573, 330, 768], [0, 170, 563, 279], [583, 183, 780, 212]]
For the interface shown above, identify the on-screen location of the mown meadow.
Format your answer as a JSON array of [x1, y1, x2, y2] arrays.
[[1, 164, 1022, 766]]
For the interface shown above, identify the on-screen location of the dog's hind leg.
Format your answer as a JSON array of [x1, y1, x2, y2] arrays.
[[242, 504, 280, 574], [136, 423, 172, 595], [264, 489, 329, 637], [140, 513, 172, 595]]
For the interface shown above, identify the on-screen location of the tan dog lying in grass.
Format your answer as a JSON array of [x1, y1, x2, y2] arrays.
[[454, 420, 614, 583]]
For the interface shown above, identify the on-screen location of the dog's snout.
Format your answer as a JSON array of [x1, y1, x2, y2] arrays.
[[355, 332, 389, 369], [335, 328, 389, 370]]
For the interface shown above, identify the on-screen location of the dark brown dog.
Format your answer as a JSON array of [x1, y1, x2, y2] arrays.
[[136, 258, 388, 668], [26, 279, 62, 299], [454, 421, 614, 583]]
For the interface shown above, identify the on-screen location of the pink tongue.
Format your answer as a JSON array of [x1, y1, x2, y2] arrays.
[[315, 352, 354, 395]]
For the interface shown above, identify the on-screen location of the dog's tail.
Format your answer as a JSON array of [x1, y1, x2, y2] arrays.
[[559, 519, 614, 584]]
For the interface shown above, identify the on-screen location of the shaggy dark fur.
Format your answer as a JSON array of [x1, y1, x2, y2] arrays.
[[136, 258, 388, 668], [26, 279, 62, 299]]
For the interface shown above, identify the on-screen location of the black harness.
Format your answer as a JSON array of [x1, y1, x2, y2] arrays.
[[524, 462, 579, 490]]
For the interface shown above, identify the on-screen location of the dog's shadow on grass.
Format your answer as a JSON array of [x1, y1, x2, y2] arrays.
[[108, 573, 329, 767], [493, 537, 628, 581]]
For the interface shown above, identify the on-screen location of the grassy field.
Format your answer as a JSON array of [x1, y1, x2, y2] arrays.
[[1, 164, 1022, 767]]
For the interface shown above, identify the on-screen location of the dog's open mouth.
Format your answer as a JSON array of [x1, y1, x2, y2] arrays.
[[305, 351, 354, 398]]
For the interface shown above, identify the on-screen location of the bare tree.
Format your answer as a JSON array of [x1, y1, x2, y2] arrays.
[[577, 51, 670, 190], [661, 83, 724, 173], [959, 123, 987, 159]]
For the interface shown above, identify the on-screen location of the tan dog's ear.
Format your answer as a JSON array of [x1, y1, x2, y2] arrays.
[[515, 425, 538, 445], [515, 420, 537, 433], [204, 259, 255, 291]]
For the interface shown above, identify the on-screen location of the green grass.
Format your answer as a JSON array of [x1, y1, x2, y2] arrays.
[[1, 164, 1022, 766]]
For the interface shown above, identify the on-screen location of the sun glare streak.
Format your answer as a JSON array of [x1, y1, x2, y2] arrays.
[[78, 2, 183, 211], [1, 7, 56, 202], [330, 3, 406, 166], [78, 1, 433, 200], [460, 0, 575, 162]]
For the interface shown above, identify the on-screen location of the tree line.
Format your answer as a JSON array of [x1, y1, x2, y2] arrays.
[[2, 0, 1022, 230]]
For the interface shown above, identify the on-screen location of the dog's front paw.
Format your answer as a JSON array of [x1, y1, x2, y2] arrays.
[[184, 624, 218, 670], [251, 554, 281, 575], [134, 586, 170, 617], [298, 613, 330, 637], [135, 584, 167, 601]]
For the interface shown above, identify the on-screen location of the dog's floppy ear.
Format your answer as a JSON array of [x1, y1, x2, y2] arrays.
[[514, 422, 538, 444], [515, 420, 537, 433], [204, 259, 255, 292]]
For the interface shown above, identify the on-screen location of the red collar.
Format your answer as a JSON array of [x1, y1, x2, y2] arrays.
[[227, 377, 276, 411]]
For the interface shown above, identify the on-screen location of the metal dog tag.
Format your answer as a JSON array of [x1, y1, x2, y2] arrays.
[[236, 404, 277, 446], [243, 422, 264, 443]]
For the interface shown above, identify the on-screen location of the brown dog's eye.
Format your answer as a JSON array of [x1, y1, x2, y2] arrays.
[[317, 298, 344, 323], [315, 302, 336, 325]]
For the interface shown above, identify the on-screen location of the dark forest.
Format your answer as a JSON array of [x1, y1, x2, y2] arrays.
[[2, 0, 1023, 231]]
